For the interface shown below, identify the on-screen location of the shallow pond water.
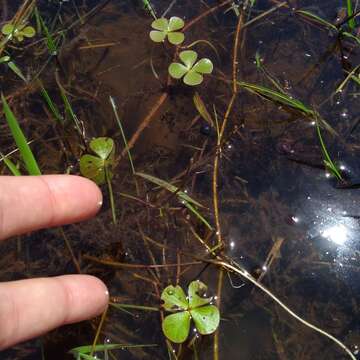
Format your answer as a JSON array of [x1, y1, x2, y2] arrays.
[[0, 0, 360, 359]]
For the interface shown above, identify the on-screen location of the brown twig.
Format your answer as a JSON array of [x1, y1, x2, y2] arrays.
[[84, 254, 201, 269]]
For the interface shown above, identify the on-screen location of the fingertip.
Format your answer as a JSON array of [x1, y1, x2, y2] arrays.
[[43, 175, 103, 221], [58, 275, 109, 323]]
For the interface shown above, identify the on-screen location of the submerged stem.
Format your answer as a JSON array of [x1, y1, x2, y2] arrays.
[[213, 260, 356, 360], [105, 166, 117, 224]]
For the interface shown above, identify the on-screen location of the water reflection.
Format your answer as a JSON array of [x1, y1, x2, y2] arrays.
[[301, 188, 360, 277]]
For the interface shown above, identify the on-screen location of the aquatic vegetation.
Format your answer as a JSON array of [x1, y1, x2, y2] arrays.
[[39, 83, 63, 124], [1, 94, 41, 175], [136, 172, 212, 230], [141, 0, 157, 19], [149, 16, 185, 45], [161, 281, 220, 343], [0, 152, 21, 176], [0, 55, 27, 82], [80, 137, 115, 185], [168, 50, 213, 86], [80, 137, 116, 223], [193, 92, 215, 127], [109, 96, 135, 174], [34, 9, 58, 55], [1, 23, 35, 42], [346, 0, 356, 31], [69, 343, 157, 360], [315, 121, 343, 181]]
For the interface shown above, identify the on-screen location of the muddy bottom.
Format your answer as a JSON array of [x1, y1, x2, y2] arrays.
[[0, 0, 360, 359]]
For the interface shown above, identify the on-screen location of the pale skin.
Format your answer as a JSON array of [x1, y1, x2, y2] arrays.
[[0, 175, 109, 350]]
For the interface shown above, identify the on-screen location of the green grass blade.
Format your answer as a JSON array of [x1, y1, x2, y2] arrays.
[[136, 172, 212, 229], [341, 31, 360, 45], [58, 83, 83, 136], [315, 120, 342, 180], [237, 81, 314, 115], [296, 10, 337, 31], [69, 343, 157, 356], [1, 94, 41, 175], [142, 0, 157, 19], [110, 302, 159, 312], [0, 152, 21, 176], [238, 81, 338, 136], [193, 92, 214, 127], [7, 61, 27, 82], [109, 96, 135, 174], [39, 83, 63, 123], [37, 10, 58, 55], [346, 0, 356, 31], [182, 200, 213, 231], [135, 172, 204, 207]]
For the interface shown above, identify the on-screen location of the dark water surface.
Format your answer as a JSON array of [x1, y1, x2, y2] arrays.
[[1, 0, 360, 359]]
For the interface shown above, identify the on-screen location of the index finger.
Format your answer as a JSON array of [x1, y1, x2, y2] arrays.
[[0, 175, 103, 240]]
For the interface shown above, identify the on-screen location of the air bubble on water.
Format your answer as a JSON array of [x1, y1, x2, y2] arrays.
[[340, 109, 349, 119]]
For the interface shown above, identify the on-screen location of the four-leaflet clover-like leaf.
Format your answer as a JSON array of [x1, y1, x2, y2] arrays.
[[80, 137, 115, 185], [168, 50, 213, 86], [150, 16, 185, 45], [161, 280, 220, 343], [1, 23, 36, 42]]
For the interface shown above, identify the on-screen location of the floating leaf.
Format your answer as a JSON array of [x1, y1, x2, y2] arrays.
[[161, 285, 188, 311], [169, 50, 213, 86], [22, 26, 36, 38], [168, 16, 185, 31], [188, 280, 212, 309], [1, 23, 14, 36], [162, 311, 191, 343], [168, 62, 188, 79], [149, 16, 184, 45], [161, 281, 220, 343], [180, 50, 198, 68], [89, 137, 114, 160], [150, 30, 166, 42], [1, 23, 35, 42], [79, 154, 106, 185], [190, 305, 220, 335]]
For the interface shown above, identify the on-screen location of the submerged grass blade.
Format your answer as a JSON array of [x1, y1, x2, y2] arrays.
[[237, 81, 314, 115], [346, 0, 356, 31], [0, 152, 21, 176], [142, 0, 157, 19], [110, 302, 159, 312], [36, 8, 58, 55], [183, 200, 213, 231], [39, 83, 63, 123], [296, 10, 337, 31], [135, 172, 203, 207], [57, 83, 83, 137], [109, 96, 135, 173], [7, 61, 27, 82], [193, 92, 214, 126], [315, 120, 342, 180], [69, 343, 157, 356], [237, 81, 337, 135], [135, 172, 213, 230], [1, 94, 41, 175]]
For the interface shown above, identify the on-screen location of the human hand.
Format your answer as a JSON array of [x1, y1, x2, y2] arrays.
[[0, 175, 109, 350]]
